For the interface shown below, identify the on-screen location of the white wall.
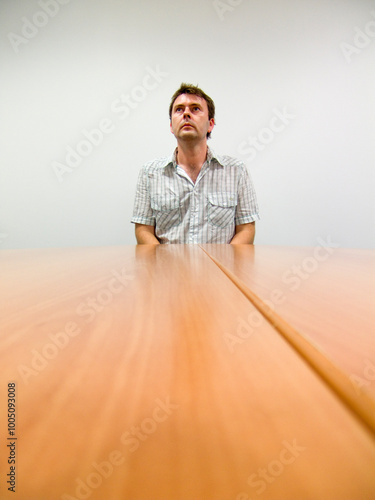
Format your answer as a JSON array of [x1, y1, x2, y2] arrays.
[[1, 0, 374, 249]]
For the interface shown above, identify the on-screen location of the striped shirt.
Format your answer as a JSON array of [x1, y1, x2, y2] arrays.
[[131, 147, 260, 244]]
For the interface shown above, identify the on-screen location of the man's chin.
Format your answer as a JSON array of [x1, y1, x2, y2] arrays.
[[178, 134, 201, 143], [177, 131, 196, 139]]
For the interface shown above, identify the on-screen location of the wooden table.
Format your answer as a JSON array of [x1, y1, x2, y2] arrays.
[[201, 245, 375, 414], [0, 245, 374, 500]]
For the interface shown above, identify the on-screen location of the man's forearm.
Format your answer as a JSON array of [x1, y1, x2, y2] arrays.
[[137, 233, 160, 244], [230, 222, 255, 244], [135, 224, 160, 245]]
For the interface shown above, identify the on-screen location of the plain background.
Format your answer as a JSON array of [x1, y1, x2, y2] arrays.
[[1, 0, 374, 249]]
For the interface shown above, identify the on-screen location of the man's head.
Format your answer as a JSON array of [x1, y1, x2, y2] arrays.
[[169, 83, 215, 139]]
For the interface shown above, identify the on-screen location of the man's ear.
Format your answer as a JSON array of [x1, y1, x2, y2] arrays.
[[208, 118, 215, 134]]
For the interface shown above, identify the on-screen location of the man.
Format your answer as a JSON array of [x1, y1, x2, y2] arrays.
[[131, 83, 259, 244]]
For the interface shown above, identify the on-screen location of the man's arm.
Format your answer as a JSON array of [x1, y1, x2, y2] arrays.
[[135, 223, 160, 245], [230, 222, 255, 245]]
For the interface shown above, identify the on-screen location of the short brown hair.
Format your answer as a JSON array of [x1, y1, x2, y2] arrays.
[[169, 83, 216, 138]]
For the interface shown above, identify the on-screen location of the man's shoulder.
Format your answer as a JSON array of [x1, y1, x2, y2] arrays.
[[212, 151, 246, 170], [141, 155, 173, 172]]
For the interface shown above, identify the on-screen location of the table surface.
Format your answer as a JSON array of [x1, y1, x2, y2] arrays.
[[201, 244, 375, 393], [0, 244, 374, 500]]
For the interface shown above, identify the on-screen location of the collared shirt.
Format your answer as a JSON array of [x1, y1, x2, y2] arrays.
[[131, 147, 260, 244]]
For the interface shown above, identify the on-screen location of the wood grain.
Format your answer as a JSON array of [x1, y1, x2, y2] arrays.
[[0, 245, 375, 500], [200, 244, 375, 396], [200, 244, 375, 437]]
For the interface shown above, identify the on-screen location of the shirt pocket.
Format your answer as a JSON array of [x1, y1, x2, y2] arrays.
[[151, 195, 182, 230], [208, 192, 237, 228]]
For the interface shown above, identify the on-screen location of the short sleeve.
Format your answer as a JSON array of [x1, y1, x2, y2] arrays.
[[235, 165, 260, 225], [131, 167, 155, 226]]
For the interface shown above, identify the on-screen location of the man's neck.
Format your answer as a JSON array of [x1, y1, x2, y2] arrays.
[[176, 141, 208, 181]]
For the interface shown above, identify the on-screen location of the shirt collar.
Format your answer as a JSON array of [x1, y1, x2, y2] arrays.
[[163, 146, 224, 169]]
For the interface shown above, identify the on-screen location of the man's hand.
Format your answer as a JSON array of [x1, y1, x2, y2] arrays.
[[135, 224, 160, 245], [230, 222, 255, 245]]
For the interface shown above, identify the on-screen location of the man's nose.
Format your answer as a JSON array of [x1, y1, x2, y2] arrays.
[[183, 108, 191, 118]]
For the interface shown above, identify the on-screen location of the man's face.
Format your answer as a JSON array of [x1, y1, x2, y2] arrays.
[[170, 94, 215, 142]]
